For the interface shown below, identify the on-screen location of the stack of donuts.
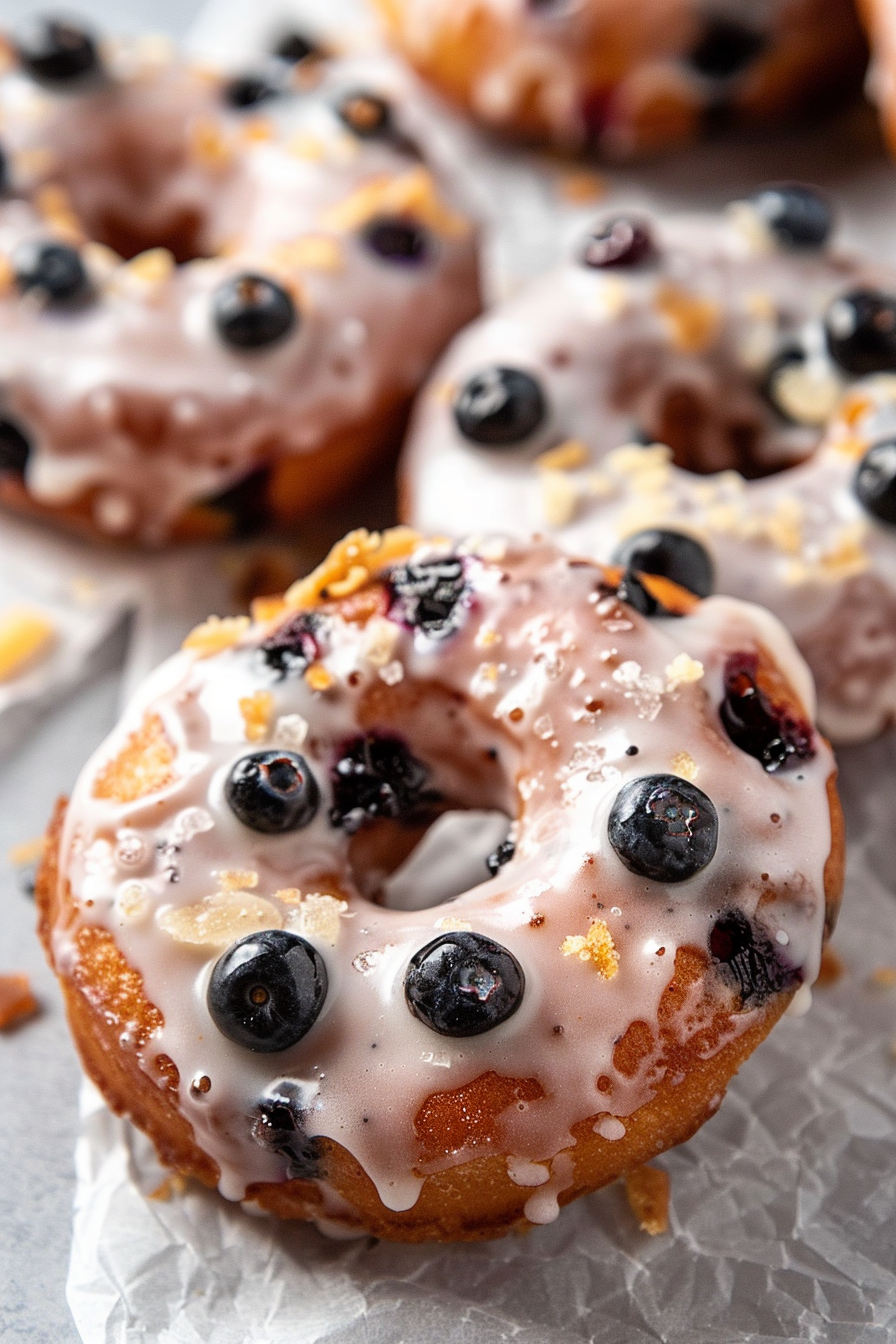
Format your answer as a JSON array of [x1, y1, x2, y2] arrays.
[[29, 1, 896, 1243]]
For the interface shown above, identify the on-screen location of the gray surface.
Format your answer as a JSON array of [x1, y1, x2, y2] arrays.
[[0, 0, 205, 39]]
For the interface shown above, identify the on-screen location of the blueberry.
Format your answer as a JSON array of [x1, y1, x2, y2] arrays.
[[14, 16, 100, 83], [581, 217, 654, 269], [825, 289, 896, 376], [362, 217, 429, 265], [223, 73, 281, 108], [615, 568, 661, 617], [688, 18, 765, 79], [486, 838, 515, 877], [749, 184, 832, 249], [259, 611, 323, 676], [272, 31, 320, 64], [405, 931, 524, 1036], [330, 733, 435, 833], [0, 419, 31, 474], [453, 367, 547, 447], [225, 750, 320, 833], [213, 273, 297, 349], [337, 91, 392, 138], [388, 556, 467, 637], [13, 240, 91, 307], [612, 529, 714, 599], [252, 1080, 324, 1178], [608, 774, 718, 883], [719, 653, 814, 772], [208, 929, 327, 1052], [709, 910, 799, 1008], [855, 439, 896, 525]]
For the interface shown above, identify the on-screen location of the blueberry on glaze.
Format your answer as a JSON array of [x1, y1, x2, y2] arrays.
[[612, 529, 714, 599], [252, 1080, 324, 1178], [719, 653, 814, 772], [855, 439, 896, 525], [208, 929, 327, 1052], [273, 31, 320, 64], [388, 555, 467, 637], [223, 73, 282, 108], [581, 217, 654, 269], [14, 16, 100, 83], [749, 184, 832, 250], [0, 419, 31, 474], [330, 733, 435, 833], [688, 18, 765, 79], [405, 931, 524, 1036], [259, 611, 323, 676], [486, 838, 515, 877], [225, 750, 320, 833], [13, 240, 91, 307], [615, 569, 661, 617], [608, 775, 718, 882], [825, 289, 896, 376], [362, 217, 429, 265], [337, 91, 392, 137], [453, 367, 547, 447], [213, 274, 297, 349], [709, 910, 799, 1008]]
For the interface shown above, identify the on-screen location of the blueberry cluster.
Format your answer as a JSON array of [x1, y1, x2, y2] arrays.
[[719, 654, 814, 772], [251, 1080, 324, 1179], [388, 555, 468, 637], [329, 732, 436, 833], [709, 910, 798, 1007], [259, 612, 324, 677]]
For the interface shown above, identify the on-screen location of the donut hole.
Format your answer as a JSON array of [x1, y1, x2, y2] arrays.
[[376, 809, 513, 910]]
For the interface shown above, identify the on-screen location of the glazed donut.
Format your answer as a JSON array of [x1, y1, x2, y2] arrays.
[[373, 0, 867, 157], [402, 188, 896, 741], [0, 18, 480, 544], [37, 526, 843, 1241]]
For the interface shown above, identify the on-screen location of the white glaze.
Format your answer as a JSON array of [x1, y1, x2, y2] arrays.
[[52, 536, 836, 1231], [403, 207, 896, 742]]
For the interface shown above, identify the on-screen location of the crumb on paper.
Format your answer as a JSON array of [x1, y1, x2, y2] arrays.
[[0, 972, 39, 1029], [560, 920, 619, 979], [869, 966, 896, 991], [0, 606, 56, 682], [148, 1173, 188, 1202], [624, 1164, 670, 1235], [817, 945, 845, 987]]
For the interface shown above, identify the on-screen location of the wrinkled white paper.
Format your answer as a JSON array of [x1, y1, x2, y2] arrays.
[[58, 0, 896, 1339]]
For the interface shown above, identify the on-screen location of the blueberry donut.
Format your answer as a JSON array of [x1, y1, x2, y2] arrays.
[[37, 527, 843, 1240], [402, 188, 896, 741], [0, 18, 480, 543], [373, 0, 866, 156]]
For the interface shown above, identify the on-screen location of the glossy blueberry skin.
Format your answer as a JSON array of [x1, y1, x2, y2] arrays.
[[608, 774, 718, 883], [749, 185, 832, 249], [709, 910, 798, 1008], [208, 930, 327, 1053], [613, 528, 714, 600], [719, 652, 814, 772], [688, 17, 765, 78], [855, 439, 896, 525], [15, 16, 100, 83], [615, 569, 661, 617], [405, 932, 525, 1037], [225, 750, 320, 834], [581, 217, 654, 269], [13, 240, 91, 307], [388, 556, 467, 637], [486, 838, 515, 877], [0, 419, 31, 474], [362, 217, 429, 265], [223, 73, 281, 108], [213, 274, 297, 349], [272, 31, 320, 63], [329, 733, 434, 834], [453, 367, 547, 447], [337, 91, 392, 137], [252, 1080, 324, 1178], [825, 289, 896, 376]]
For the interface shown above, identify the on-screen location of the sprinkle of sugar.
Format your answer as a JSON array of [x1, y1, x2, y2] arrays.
[[379, 660, 404, 686], [560, 920, 619, 979], [624, 1164, 670, 1235], [158, 891, 283, 947], [0, 972, 39, 1029], [305, 663, 334, 692], [272, 887, 303, 906], [0, 606, 56, 682], [664, 654, 705, 692], [869, 966, 896, 990], [471, 662, 501, 698], [116, 881, 150, 924], [363, 616, 399, 668], [536, 440, 590, 473], [669, 750, 698, 781], [475, 624, 502, 648], [182, 615, 250, 657], [274, 713, 309, 751], [286, 893, 349, 946], [726, 200, 775, 255], [238, 690, 274, 742]]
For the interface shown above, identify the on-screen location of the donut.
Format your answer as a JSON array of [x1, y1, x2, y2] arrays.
[[373, 0, 867, 157], [0, 18, 480, 544], [37, 526, 843, 1240], [402, 188, 896, 741]]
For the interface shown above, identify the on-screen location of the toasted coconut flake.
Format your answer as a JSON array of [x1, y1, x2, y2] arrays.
[[182, 614, 250, 657], [285, 892, 349, 945], [624, 1164, 670, 1235], [158, 891, 283, 947], [560, 920, 619, 978], [274, 713, 309, 750], [238, 690, 274, 742], [0, 606, 56, 681]]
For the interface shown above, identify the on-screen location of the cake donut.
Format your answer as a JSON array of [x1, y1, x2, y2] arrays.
[[0, 17, 480, 544], [402, 187, 896, 741], [37, 527, 843, 1240], [373, 0, 867, 157]]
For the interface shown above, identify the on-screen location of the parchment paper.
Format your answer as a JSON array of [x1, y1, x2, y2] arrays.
[[58, 0, 896, 1339]]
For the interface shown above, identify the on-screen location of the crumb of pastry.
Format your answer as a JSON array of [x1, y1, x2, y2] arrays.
[[239, 690, 274, 741], [305, 663, 334, 692], [656, 282, 720, 353], [183, 614, 250, 656], [560, 920, 619, 979], [284, 527, 420, 612], [218, 869, 259, 891], [625, 1164, 670, 1235], [320, 167, 470, 239], [0, 972, 39, 1029]]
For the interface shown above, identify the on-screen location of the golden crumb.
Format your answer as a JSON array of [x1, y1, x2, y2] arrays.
[[536, 440, 591, 473], [665, 654, 704, 692], [656, 283, 720, 354], [624, 1164, 670, 1235], [182, 614, 250, 657], [669, 750, 698, 781], [158, 891, 283, 947], [125, 247, 175, 286], [0, 973, 38, 1030], [93, 713, 177, 803], [0, 606, 56, 682], [189, 117, 232, 167], [218, 869, 259, 892], [305, 663, 334, 692], [272, 887, 303, 906], [284, 527, 420, 611], [33, 184, 82, 241], [320, 167, 470, 239], [240, 116, 274, 143], [238, 690, 274, 742], [268, 234, 343, 273], [148, 1173, 188, 1201], [435, 916, 473, 932], [560, 920, 619, 979]]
